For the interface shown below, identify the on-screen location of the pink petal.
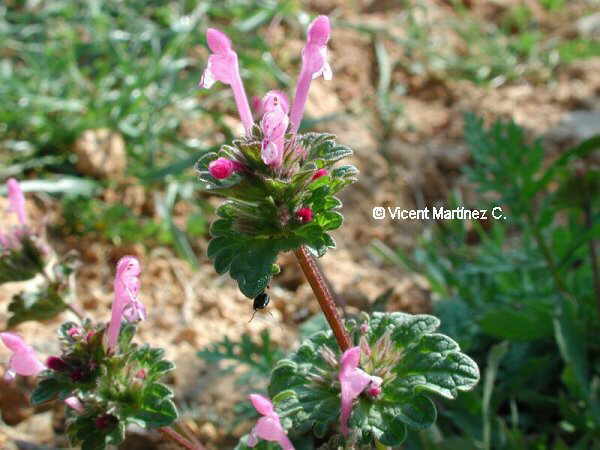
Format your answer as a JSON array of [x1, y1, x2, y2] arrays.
[[261, 107, 289, 141], [311, 169, 328, 180], [205, 53, 238, 86], [1, 332, 29, 353], [107, 256, 142, 351], [122, 298, 147, 322], [340, 346, 360, 373], [247, 431, 258, 447], [261, 90, 290, 115], [254, 417, 295, 450], [209, 157, 236, 179], [64, 396, 84, 413], [261, 140, 283, 167], [206, 28, 232, 54], [6, 178, 27, 225], [343, 367, 372, 397], [249, 394, 275, 417], [307, 16, 331, 46], [338, 347, 373, 436], [9, 351, 45, 377]]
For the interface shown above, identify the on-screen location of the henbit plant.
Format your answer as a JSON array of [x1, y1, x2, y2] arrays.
[[197, 15, 480, 448], [0, 178, 82, 326], [2, 255, 202, 450]]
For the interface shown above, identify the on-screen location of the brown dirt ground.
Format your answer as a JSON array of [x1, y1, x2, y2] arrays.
[[1, 0, 599, 448]]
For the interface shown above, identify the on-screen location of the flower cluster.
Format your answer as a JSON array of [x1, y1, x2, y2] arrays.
[[0, 178, 48, 283], [1, 256, 177, 449], [264, 313, 479, 447], [197, 16, 358, 298]]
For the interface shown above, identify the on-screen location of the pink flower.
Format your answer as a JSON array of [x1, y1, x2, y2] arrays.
[[209, 157, 238, 179], [1, 332, 45, 381], [106, 256, 144, 352], [253, 90, 290, 119], [338, 346, 382, 436], [6, 178, 27, 226], [200, 28, 254, 134], [311, 168, 328, 180], [289, 16, 332, 133], [247, 394, 294, 450], [261, 104, 289, 168], [296, 207, 313, 223], [67, 327, 82, 338], [64, 396, 84, 413]]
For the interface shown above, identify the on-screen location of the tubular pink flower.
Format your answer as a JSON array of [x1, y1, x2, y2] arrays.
[[289, 16, 332, 133], [261, 104, 289, 168], [64, 396, 84, 413], [1, 332, 45, 381], [209, 157, 237, 179], [106, 256, 144, 352], [261, 90, 290, 115], [247, 394, 294, 450], [338, 346, 381, 436], [6, 178, 27, 226], [199, 28, 254, 134]]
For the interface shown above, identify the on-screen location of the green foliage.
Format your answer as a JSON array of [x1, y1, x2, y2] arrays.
[[199, 130, 357, 298], [379, 117, 600, 448], [198, 329, 284, 388], [32, 322, 178, 450], [0, 235, 47, 284], [7, 281, 68, 327], [267, 312, 479, 447]]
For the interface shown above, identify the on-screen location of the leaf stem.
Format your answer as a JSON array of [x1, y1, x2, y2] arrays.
[[157, 426, 204, 450], [294, 245, 351, 351]]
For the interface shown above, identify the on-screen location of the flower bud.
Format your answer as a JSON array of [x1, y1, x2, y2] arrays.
[[46, 356, 69, 372], [209, 157, 237, 179], [296, 207, 313, 223], [311, 168, 328, 180]]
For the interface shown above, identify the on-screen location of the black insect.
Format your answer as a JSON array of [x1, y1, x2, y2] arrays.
[[249, 291, 271, 322]]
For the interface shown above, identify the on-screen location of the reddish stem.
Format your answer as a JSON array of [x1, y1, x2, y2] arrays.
[[294, 245, 351, 351], [158, 426, 203, 450]]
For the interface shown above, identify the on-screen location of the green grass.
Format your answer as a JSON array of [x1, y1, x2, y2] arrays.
[[0, 0, 299, 179]]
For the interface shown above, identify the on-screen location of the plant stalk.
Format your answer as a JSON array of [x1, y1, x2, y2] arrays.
[[294, 245, 351, 351], [158, 426, 203, 450]]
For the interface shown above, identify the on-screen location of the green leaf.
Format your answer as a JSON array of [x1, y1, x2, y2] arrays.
[[268, 312, 479, 445], [31, 377, 72, 405], [479, 305, 553, 341], [7, 282, 68, 327], [378, 413, 407, 446], [397, 395, 437, 429], [0, 237, 46, 284]]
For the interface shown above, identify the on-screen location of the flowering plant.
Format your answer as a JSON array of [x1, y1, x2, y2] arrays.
[[0, 14, 480, 450], [2, 256, 182, 450], [1, 179, 79, 326], [197, 15, 480, 450], [197, 17, 357, 299], [0, 178, 48, 283]]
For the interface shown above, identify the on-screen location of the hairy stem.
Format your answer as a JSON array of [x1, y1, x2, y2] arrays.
[[294, 245, 351, 351], [158, 426, 203, 450]]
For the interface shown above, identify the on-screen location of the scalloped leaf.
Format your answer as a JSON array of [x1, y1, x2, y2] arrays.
[[267, 312, 479, 445]]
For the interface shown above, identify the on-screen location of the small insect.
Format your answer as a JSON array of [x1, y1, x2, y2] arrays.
[[249, 291, 271, 322]]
